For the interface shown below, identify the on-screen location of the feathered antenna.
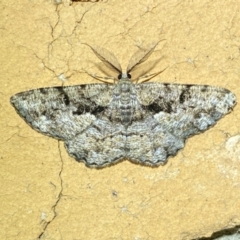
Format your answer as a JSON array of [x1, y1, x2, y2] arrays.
[[84, 44, 122, 74]]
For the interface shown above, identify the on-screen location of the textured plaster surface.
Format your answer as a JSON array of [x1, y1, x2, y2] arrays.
[[1, 0, 240, 239]]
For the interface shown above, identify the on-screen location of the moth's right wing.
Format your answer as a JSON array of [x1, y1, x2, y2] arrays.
[[10, 84, 114, 141]]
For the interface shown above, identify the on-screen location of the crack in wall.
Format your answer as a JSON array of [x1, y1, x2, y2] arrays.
[[37, 141, 64, 240]]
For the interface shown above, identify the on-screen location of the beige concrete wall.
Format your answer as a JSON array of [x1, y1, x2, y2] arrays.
[[1, 0, 240, 239]]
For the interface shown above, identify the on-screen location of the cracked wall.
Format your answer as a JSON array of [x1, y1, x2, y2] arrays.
[[1, 0, 240, 239]]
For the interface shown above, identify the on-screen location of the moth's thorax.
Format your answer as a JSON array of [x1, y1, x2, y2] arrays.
[[115, 77, 135, 103], [106, 76, 144, 125]]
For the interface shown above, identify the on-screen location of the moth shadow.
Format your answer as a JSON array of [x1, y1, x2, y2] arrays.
[[79, 157, 169, 170]]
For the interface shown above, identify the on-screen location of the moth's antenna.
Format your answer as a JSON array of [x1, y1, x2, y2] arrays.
[[126, 40, 165, 74], [83, 43, 122, 75]]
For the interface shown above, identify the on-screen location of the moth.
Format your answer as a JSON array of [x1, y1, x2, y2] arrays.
[[10, 43, 236, 168]]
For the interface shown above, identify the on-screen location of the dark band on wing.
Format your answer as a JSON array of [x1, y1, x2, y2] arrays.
[[179, 85, 193, 104], [73, 103, 106, 115], [147, 101, 173, 114]]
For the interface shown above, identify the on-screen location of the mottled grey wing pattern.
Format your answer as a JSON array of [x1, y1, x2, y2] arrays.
[[123, 82, 236, 165], [140, 83, 236, 136], [10, 81, 236, 168], [10, 84, 114, 141]]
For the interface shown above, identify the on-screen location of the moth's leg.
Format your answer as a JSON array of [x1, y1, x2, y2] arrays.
[[83, 69, 116, 84], [133, 66, 168, 83]]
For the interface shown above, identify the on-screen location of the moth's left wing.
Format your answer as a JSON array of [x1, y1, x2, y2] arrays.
[[137, 82, 236, 131], [10, 84, 114, 141], [132, 82, 236, 164]]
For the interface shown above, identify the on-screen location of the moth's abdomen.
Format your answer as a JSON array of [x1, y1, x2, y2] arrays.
[[119, 102, 137, 125]]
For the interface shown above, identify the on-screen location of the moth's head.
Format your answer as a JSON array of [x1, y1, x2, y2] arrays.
[[118, 73, 132, 81]]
